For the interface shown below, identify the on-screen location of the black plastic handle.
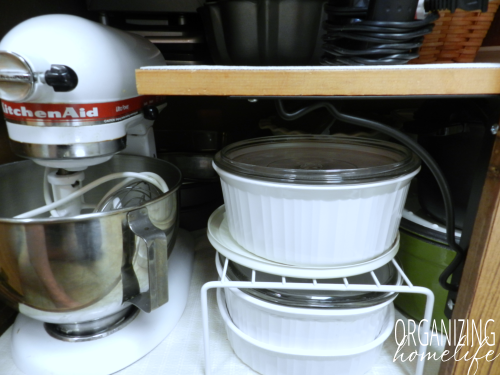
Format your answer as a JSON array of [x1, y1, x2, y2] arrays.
[[44, 64, 78, 92]]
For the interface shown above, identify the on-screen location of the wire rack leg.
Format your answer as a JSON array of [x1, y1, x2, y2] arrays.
[[201, 282, 214, 375], [415, 288, 435, 375]]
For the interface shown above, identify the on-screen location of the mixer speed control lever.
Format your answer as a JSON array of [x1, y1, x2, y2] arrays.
[[143, 105, 159, 120], [44, 64, 78, 92]]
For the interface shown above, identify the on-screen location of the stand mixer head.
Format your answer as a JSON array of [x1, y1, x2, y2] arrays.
[[0, 14, 166, 170]]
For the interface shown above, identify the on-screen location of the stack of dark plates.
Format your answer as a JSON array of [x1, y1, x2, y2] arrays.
[[321, 0, 438, 65]]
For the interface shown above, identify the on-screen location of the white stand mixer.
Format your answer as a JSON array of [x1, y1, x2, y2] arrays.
[[0, 14, 196, 374]]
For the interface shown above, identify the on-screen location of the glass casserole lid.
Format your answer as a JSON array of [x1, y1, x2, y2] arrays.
[[220, 255, 402, 309], [214, 135, 420, 184]]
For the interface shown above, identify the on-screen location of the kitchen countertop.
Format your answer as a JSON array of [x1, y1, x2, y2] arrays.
[[0, 230, 444, 375]]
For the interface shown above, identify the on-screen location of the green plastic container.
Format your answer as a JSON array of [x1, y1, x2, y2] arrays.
[[395, 209, 457, 334]]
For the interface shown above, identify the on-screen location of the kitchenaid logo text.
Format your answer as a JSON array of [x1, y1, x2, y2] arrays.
[[0, 96, 166, 123], [394, 319, 499, 374], [2, 103, 98, 119]]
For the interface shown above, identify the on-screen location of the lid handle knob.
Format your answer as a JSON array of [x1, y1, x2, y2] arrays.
[[44, 64, 78, 92]]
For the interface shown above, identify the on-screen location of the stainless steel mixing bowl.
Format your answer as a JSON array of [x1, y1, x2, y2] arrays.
[[0, 155, 181, 332]]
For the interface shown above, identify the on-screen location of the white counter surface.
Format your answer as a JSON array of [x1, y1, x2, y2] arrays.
[[0, 230, 443, 375]]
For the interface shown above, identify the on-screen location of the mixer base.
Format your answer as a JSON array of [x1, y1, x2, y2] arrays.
[[10, 229, 195, 375]]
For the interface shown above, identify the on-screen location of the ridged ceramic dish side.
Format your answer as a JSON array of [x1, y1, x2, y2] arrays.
[[224, 285, 394, 351], [217, 289, 395, 375], [217, 167, 418, 266]]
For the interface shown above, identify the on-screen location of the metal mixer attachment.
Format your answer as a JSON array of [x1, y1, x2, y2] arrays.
[[95, 179, 163, 212]]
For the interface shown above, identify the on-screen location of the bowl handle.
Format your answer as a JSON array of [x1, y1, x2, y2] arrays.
[[126, 207, 169, 313]]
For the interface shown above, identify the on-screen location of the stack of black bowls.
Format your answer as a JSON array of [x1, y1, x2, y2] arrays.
[[321, 0, 438, 65]]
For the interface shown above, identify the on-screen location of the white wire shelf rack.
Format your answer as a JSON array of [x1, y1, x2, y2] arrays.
[[201, 251, 435, 375]]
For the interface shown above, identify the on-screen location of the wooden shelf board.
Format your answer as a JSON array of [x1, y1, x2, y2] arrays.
[[136, 63, 500, 97]]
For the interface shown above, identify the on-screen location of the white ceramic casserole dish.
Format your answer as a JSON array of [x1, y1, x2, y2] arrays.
[[213, 135, 420, 266], [216, 255, 399, 351], [216, 288, 395, 375]]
